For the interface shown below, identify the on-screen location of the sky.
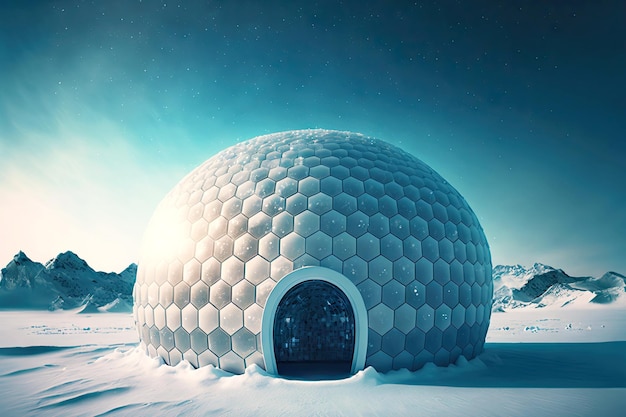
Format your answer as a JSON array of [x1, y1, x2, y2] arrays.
[[1, 0, 624, 277]]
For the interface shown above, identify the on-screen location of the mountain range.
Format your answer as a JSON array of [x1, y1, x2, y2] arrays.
[[492, 263, 626, 311], [1, 251, 624, 312], [0, 251, 136, 312]]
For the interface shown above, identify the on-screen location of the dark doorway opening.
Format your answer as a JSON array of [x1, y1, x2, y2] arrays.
[[273, 280, 355, 379]]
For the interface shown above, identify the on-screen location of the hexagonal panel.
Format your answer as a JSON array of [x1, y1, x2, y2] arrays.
[[244, 256, 270, 285], [244, 303, 263, 334], [356, 233, 380, 261], [280, 233, 305, 261], [255, 278, 276, 307], [443, 281, 460, 307], [342, 255, 368, 285], [173, 282, 190, 308], [380, 234, 403, 261], [262, 194, 285, 217], [369, 255, 393, 285], [208, 327, 231, 356], [368, 304, 394, 335], [294, 211, 320, 237], [287, 164, 309, 181], [201, 258, 221, 286], [344, 212, 368, 239], [394, 304, 417, 334], [305, 231, 333, 260], [416, 304, 435, 331], [174, 328, 191, 352], [422, 236, 439, 262], [181, 304, 198, 332], [320, 176, 342, 196], [393, 257, 415, 284], [158, 282, 174, 307], [357, 279, 382, 310], [382, 280, 405, 309], [220, 351, 245, 374], [255, 178, 276, 199], [270, 256, 292, 281], [426, 281, 444, 308], [199, 303, 219, 333], [232, 280, 255, 310], [271, 211, 293, 238], [343, 177, 364, 197], [159, 327, 175, 351], [308, 193, 332, 215], [378, 195, 398, 217], [285, 193, 308, 215], [298, 176, 320, 196], [368, 213, 389, 238], [433, 259, 451, 285], [333, 192, 357, 216], [222, 197, 243, 220], [310, 164, 330, 179], [190, 328, 209, 353], [233, 233, 258, 262], [220, 303, 244, 335], [218, 183, 237, 203], [405, 280, 426, 309], [381, 328, 405, 357], [213, 235, 234, 262], [232, 327, 256, 358], [320, 210, 347, 237], [208, 216, 228, 239], [209, 281, 231, 309], [434, 304, 452, 330], [166, 304, 182, 330], [248, 212, 272, 239]]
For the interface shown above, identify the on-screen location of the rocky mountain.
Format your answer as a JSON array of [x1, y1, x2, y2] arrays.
[[492, 263, 626, 311], [0, 251, 136, 312]]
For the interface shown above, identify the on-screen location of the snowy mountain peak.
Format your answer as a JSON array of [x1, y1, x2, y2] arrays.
[[45, 251, 93, 272], [493, 264, 625, 311], [13, 250, 33, 265], [1, 251, 136, 311], [492, 263, 557, 291]]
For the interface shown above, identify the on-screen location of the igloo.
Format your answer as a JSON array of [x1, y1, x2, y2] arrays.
[[133, 129, 493, 377]]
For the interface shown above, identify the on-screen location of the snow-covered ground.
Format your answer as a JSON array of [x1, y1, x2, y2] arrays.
[[1, 307, 625, 417]]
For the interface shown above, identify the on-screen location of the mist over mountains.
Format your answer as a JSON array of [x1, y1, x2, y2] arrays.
[[1, 251, 624, 312]]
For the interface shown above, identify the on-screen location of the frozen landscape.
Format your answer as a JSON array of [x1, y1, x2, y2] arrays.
[[0, 306, 624, 417], [1, 254, 625, 416]]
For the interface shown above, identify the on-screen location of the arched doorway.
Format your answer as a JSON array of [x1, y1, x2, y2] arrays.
[[261, 266, 368, 378], [273, 280, 354, 377]]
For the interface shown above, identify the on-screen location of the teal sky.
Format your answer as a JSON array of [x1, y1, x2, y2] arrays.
[[1, 1, 624, 276]]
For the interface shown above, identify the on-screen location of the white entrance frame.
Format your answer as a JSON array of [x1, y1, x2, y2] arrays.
[[261, 266, 368, 376]]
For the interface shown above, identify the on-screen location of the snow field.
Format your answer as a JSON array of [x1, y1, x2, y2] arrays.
[[0, 308, 625, 416]]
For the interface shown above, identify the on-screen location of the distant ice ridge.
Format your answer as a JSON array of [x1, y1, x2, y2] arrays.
[[1, 252, 624, 312], [492, 263, 626, 311], [0, 251, 136, 312]]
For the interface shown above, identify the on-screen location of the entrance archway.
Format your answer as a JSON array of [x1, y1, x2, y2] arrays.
[[273, 280, 354, 377], [261, 266, 368, 378]]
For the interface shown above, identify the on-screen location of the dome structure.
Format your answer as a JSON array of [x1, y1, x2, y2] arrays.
[[133, 129, 493, 377]]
